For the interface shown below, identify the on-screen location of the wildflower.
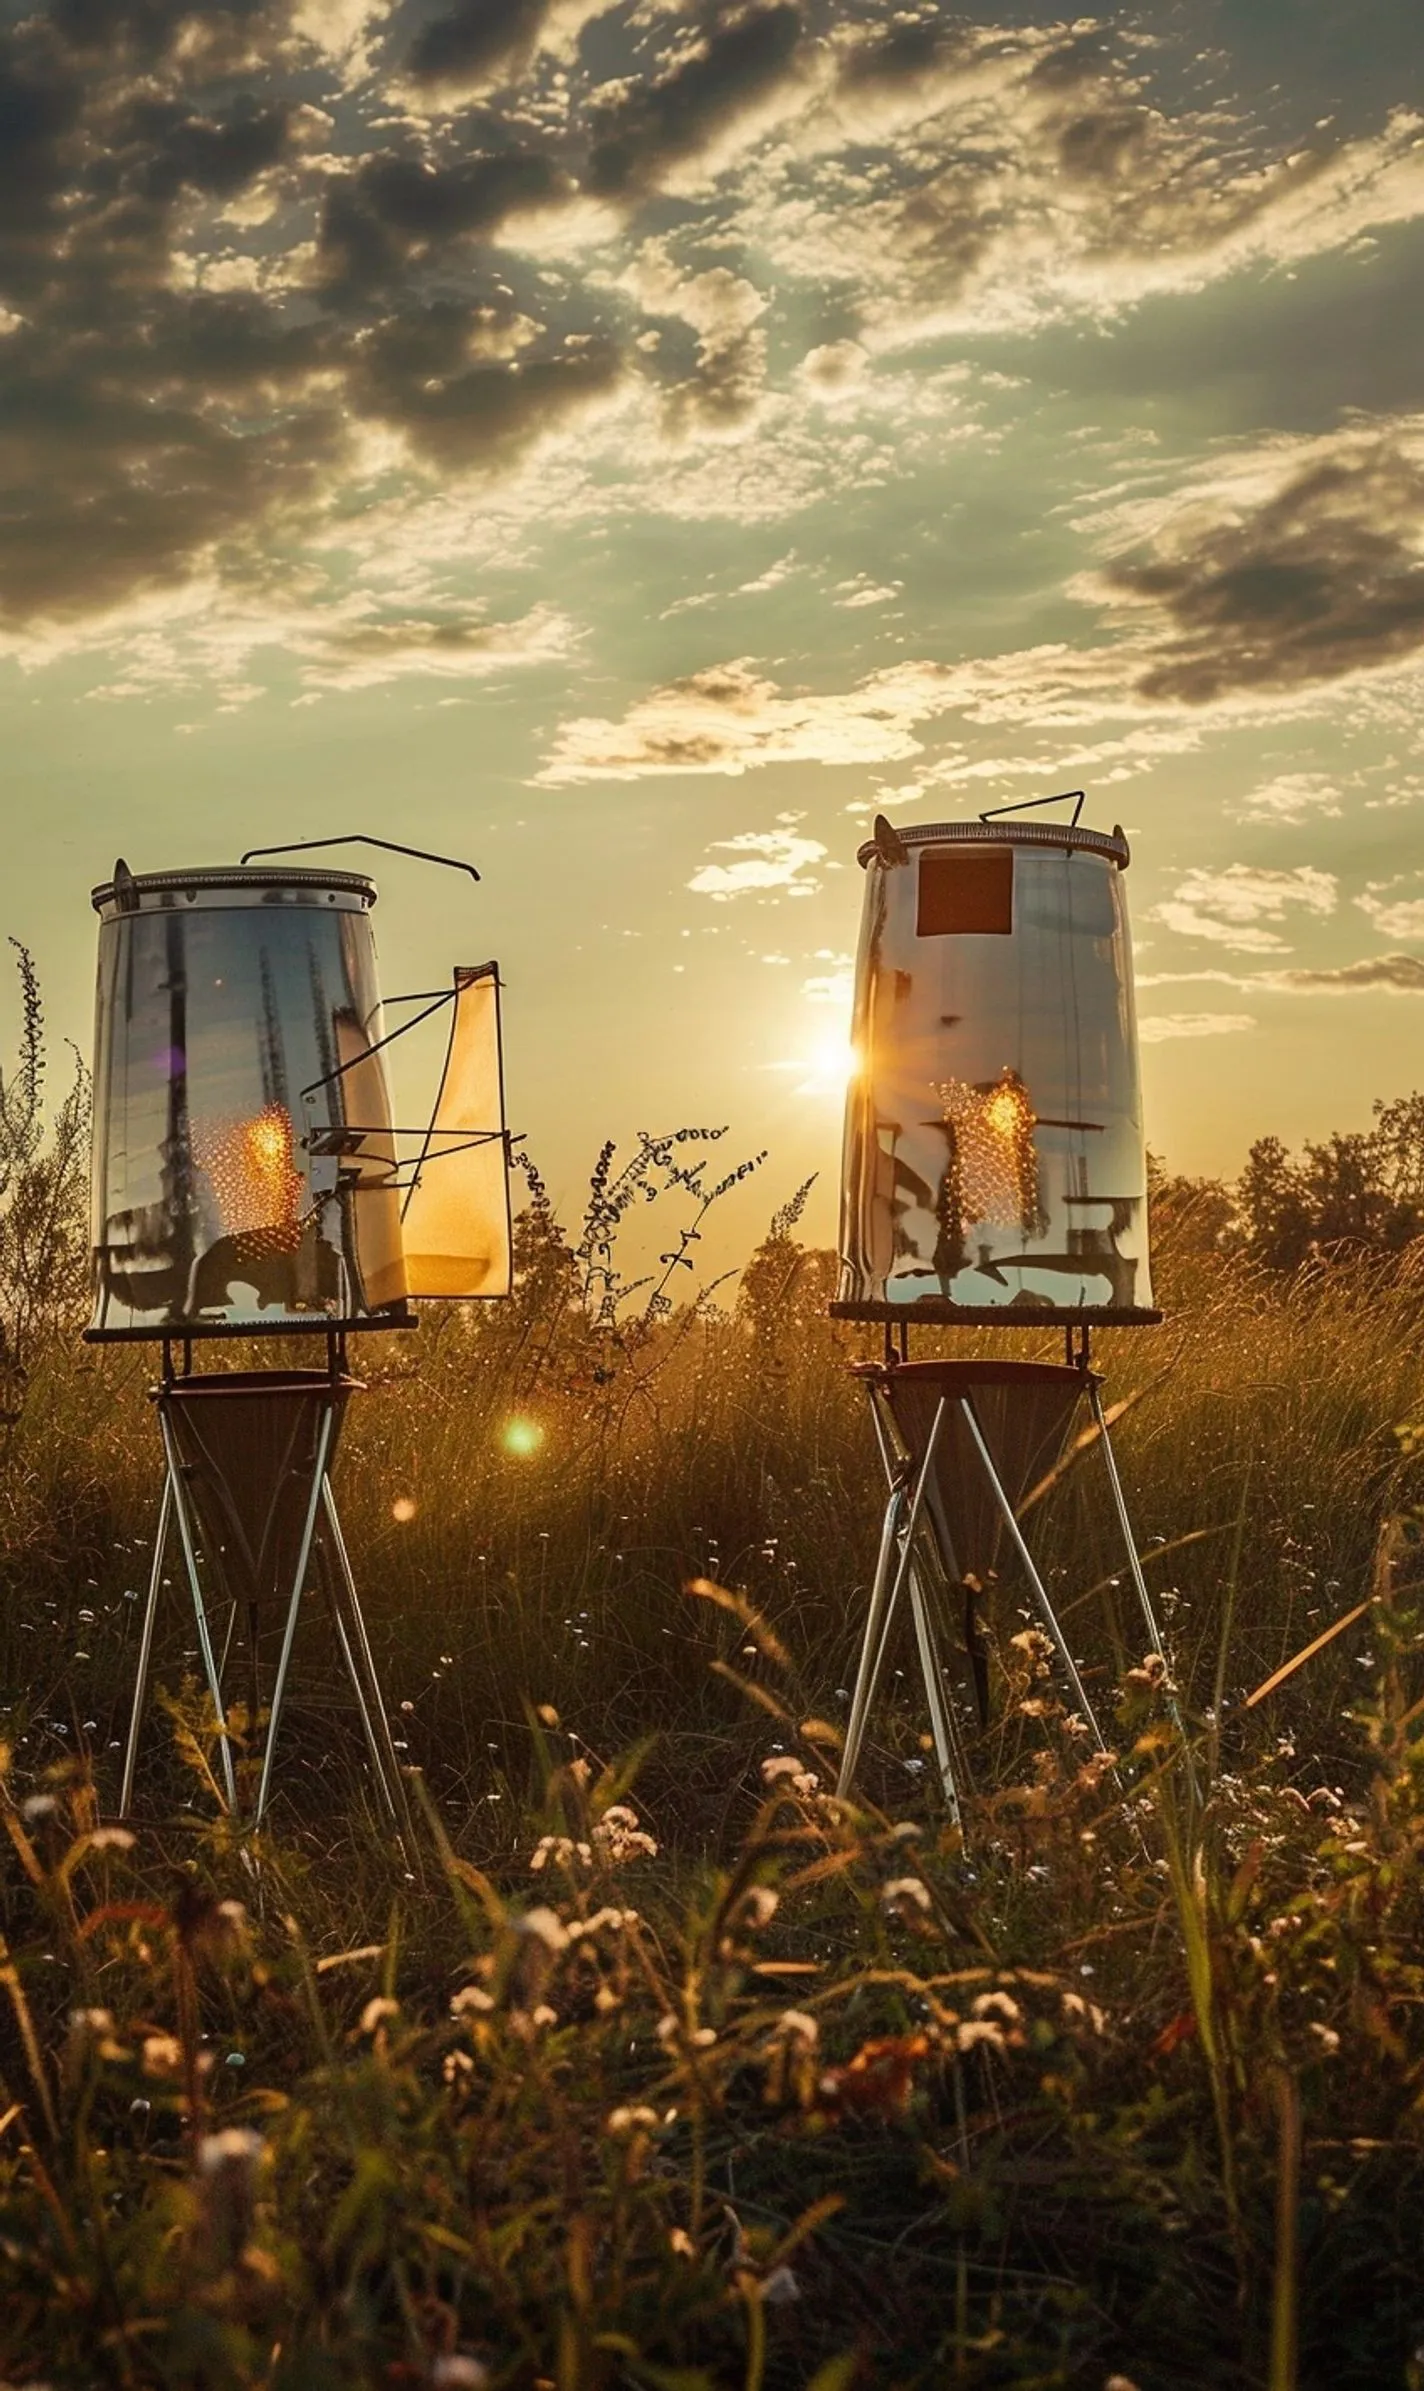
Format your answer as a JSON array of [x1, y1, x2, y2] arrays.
[[531, 1834, 592, 1872], [776, 2009, 819, 2048], [956, 2019, 1005, 2053], [970, 1991, 1021, 2026], [740, 1886, 779, 1929], [197, 2126, 264, 2178], [21, 1795, 58, 1823], [515, 1907, 569, 1953], [84, 1826, 136, 1855], [443, 2049, 474, 2082], [882, 1876, 932, 1915], [360, 1997, 399, 2035], [450, 1985, 495, 2016], [669, 2228, 695, 2258], [141, 2033, 184, 2077], [431, 2359, 490, 2389], [590, 1804, 658, 1864], [761, 1754, 822, 1797], [606, 2105, 660, 2136], [68, 2007, 115, 2036], [818, 2032, 931, 2119], [1309, 2022, 1341, 2056]]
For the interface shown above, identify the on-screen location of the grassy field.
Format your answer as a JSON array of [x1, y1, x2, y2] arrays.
[[3, 1187, 1424, 2388]]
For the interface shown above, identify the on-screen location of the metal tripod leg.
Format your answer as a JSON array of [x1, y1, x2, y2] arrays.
[[118, 1472, 172, 1818], [158, 1411, 239, 1812], [1088, 1383, 1197, 1793], [317, 1472, 410, 1826], [320, 1477, 413, 1838], [839, 1397, 947, 1795], [957, 1394, 1108, 1754], [906, 1558, 968, 1831], [253, 1404, 335, 1831], [864, 1379, 971, 1823]]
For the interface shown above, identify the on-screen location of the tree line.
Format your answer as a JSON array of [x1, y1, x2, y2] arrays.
[[1151, 1093, 1424, 1270]]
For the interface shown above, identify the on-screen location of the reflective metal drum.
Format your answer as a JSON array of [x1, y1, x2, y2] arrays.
[[88, 864, 408, 1339], [834, 816, 1155, 1324]]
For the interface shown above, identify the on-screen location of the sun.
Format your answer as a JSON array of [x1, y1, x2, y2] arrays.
[[792, 1032, 859, 1099]]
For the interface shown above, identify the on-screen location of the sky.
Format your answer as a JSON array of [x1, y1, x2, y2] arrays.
[[4, 0, 1424, 1262]]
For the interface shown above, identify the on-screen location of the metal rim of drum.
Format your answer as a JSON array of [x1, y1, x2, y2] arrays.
[[828, 1302, 1163, 1326], [91, 866, 378, 914], [855, 821, 1129, 870]]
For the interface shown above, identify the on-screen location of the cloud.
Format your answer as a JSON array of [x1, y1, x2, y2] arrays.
[[1090, 427, 1424, 707], [622, 239, 768, 435], [835, 573, 900, 609], [1271, 953, 1424, 992], [1235, 772, 1342, 824], [1356, 884, 1424, 940], [1138, 955, 1424, 995], [292, 600, 577, 691], [585, 4, 806, 199], [317, 149, 570, 293], [687, 817, 825, 901], [1138, 1013, 1257, 1043], [1151, 865, 1337, 953], [537, 656, 958, 783], [753, 22, 1424, 350], [405, 0, 552, 91]]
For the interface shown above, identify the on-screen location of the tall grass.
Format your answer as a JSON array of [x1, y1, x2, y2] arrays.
[[3, 1146, 1424, 2382]]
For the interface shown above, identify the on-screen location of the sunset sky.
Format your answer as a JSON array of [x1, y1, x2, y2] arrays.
[[5, 0, 1424, 1260]]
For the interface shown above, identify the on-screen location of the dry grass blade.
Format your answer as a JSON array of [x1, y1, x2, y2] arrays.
[[708, 1660, 794, 1723], [1017, 1386, 1144, 1520], [686, 1576, 792, 1671], [1243, 1597, 1374, 1711]]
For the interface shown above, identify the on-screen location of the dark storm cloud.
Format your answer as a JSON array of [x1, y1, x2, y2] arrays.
[[354, 302, 621, 465], [1100, 435, 1424, 706], [406, 0, 550, 92], [116, 95, 294, 204], [318, 145, 567, 294], [0, 0, 624, 630], [586, 3, 803, 197]]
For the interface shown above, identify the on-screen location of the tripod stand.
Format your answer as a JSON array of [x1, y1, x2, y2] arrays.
[[119, 1338, 411, 1835], [837, 1339, 1179, 1823]]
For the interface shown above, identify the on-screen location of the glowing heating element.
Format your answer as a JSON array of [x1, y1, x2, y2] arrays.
[[193, 1105, 304, 1247], [933, 1069, 1043, 1236]]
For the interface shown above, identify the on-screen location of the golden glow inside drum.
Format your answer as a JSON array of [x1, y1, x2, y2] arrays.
[[87, 865, 410, 1339], [835, 819, 1157, 1323]]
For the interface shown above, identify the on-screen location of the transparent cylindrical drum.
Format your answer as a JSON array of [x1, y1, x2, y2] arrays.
[[833, 819, 1156, 1323], [87, 865, 410, 1339]]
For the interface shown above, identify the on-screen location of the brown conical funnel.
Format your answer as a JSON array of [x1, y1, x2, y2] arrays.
[[881, 1360, 1087, 1585], [158, 1372, 358, 1610]]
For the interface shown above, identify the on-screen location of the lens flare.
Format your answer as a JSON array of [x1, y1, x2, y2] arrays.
[[391, 1496, 417, 1524], [502, 1416, 545, 1458]]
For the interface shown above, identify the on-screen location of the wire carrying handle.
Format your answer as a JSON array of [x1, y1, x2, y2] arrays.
[[239, 833, 481, 883], [978, 789, 1085, 827]]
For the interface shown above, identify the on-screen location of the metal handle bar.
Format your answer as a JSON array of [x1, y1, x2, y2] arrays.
[[238, 833, 480, 883]]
